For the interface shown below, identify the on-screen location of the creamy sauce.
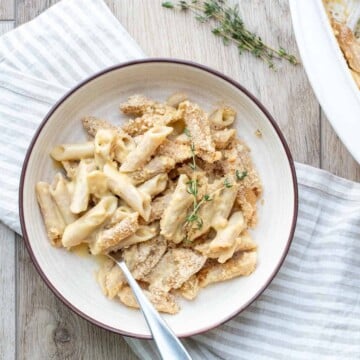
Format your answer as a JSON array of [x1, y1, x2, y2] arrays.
[[52, 158, 63, 171], [70, 243, 91, 257], [70, 243, 108, 266]]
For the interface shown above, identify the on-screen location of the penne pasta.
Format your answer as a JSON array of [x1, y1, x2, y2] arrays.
[[50, 173, 78, 225], [123, 235, 167, 281], [179, 101, 218, 163], [119, 94, 155, 116], [209, 106, 236, 130], [104, 163, 151, 221], [106, 205, 134, 228], [156, 139, 192, 163], [145, 248, 206, 293], [82, 116, 118, 136], [70, 159, 96, 214], [160, 174, 193, 243], [188, 179, 225, 241], [37, 93, 262, 314], [114, 222, 160, 249], [36, 182, 66, 247], [62, 196, 118, 248], [166, 92, 188, 108], [234, 231, 257, 252], [90, 212, 139, 255], [113, 134, 136, 164], [128, 156, 175, 185], [207, 211, 246, 263], [138, 173, 168, 198], [51, 142, 94, 161], [211, 182, 239, 230], [196, 231, 256, 263], [94, 129, 116, 169], [212, 128, 236, 149], [198, 250, 257, 288], [120, 126, 173, 172], [148, 192, 173, 223], [61, 160, 78, 180], [87, 170, 109, 198]]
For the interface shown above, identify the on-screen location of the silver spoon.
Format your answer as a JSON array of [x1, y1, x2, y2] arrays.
[[107, 253, 192, 360]]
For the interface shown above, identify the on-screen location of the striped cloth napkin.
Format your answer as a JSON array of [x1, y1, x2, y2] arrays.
[[0, 0, 359, 359]]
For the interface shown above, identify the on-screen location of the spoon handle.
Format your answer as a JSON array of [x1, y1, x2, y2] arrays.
[[117, 260, 192, 360]]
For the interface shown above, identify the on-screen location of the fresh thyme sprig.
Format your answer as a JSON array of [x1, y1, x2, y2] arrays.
[[162, 0, 298, 68], [185, 191, 211, 229], [182, 128, 248, 239], [183, 128, 209, 232], [184, 127, 197, 170], [184, 174, 242, 233]]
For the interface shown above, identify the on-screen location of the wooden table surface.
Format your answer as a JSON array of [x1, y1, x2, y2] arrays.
[[0, 0, 359, 359]]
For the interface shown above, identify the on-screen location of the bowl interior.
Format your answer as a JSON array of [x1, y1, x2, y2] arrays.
[[21, 61, 297, 337]]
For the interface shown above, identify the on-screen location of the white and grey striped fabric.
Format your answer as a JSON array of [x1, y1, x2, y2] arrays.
[[0, 0, 144, 233], [0, 0, 359, 359], [127, 163, 360, 359]]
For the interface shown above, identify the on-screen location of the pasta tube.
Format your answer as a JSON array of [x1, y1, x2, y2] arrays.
[[50, 174, 78, 225], [50, 142, 94, 161], [62, 196, 118, 248], [160, 175, 193, 243], [116, 222, 159, 249], [138, 174, 168, 198], [36, 182, 66, 247], [211, 183, 239, 230], [198, 250, 257, 288], [128, 156, 175, 185], [120, 126, 173, 172], [87, 170, 109, 198], [94, 129, 116, 169], [113, 134, 136, 164], [208, 211, 246, 263], [90, 212, 139, 255], [104, 163, 151, 221], [70, 159, 96, 214]]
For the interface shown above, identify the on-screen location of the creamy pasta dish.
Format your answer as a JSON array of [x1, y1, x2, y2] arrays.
[[36, 93, 262, 314], [324, 0, 360, 89]]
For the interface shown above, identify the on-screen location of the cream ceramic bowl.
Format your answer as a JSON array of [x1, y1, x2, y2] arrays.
[[20, 59, 298, 338]]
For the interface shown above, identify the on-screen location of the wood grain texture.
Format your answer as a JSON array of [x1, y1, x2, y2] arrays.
[[107, 0, 321, 167], [0, 0, 14, 20], [14, 1, 135, 359], [15, 0, 47, 25], [0, 223, 15, 360], [0, 18, 16, 360], [321, 111, 360, 181], [16, 237, 136, 360]]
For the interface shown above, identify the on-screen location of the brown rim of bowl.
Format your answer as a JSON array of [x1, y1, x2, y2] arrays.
[[19, 58, 298, 339]]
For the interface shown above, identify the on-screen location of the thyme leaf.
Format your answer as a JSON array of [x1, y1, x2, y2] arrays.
[[162, 0, 298, 68], [224, 177, 233, 188], [235, 169, 248, 181], [184, 127, 197, 170], [162, 1, 175, 9]]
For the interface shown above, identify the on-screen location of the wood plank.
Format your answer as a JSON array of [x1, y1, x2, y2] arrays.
[[15, 0, 61, 25], [13, 2, 135, 359], [0, 0, 14, 20], [15, 0, 47, 25], [0, 19, 16, 360], [0, 223, 16, 360], [321, 111, 360, 181], [108, 0, 320, 167], [16, 236, 136, 360]]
